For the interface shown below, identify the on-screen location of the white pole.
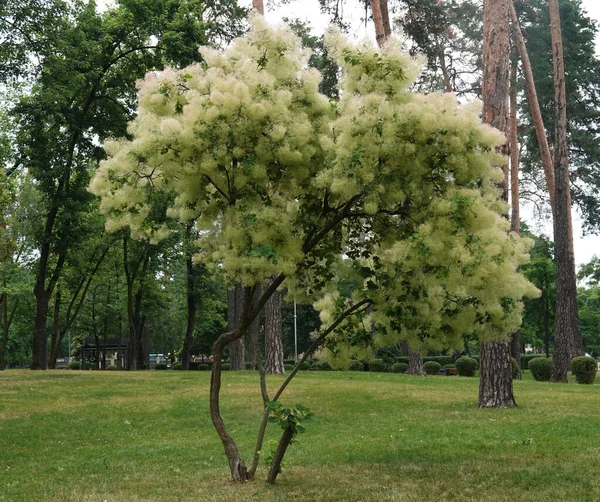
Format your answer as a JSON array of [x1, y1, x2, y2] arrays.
[[294, 299, 298, 362]]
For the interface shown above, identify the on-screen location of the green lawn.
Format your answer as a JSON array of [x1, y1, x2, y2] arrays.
[[1, 369, 599, 501]]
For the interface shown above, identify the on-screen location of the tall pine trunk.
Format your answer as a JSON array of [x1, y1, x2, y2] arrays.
[[264, 279, 284, 374], [182, 240, 197, 370], [478, 0, 515, 408], [509, 55, 521, 379], [549, 0, 584, 382]]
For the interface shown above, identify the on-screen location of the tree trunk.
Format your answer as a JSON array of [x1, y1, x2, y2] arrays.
[[267, 427, 295, 485], [548, 0, 584, 382], [509, 54, 521, 379], [477, 340, 516, 408], [372, 0, 387, 48], [509, 1, 556, 210], [32, 281, 50, 370], [265, 279, 284, 374], [182, 249, 197, 370], [403, 341, 425, 376], [252, 0, 264, 15], [48, 289, 62, 369], [479, 0, 515, 407], [246, 285, 262, 369], [228, 283, 245, 371]]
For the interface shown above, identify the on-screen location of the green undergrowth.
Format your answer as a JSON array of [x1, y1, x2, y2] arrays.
[[0, 370, 598, 501]]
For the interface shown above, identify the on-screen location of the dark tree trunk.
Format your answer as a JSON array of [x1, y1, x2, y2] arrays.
[[182, 249, 197, 370], [549, 0, 584, 383], [48, 289, 62, 369], [544, 286, 550, 357], [246, 285, 262, 369], [267, 427, 295, 485], [265, 279, 284, 374], [477, 341, 516, 408], [228, 283, 245, 371], [32, 282, 50, 370], [403, 341, 425, 376]]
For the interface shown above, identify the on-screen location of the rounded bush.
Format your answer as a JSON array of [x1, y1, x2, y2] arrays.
[[349, 360, 364, 371], [455, 357, 478, 377], [369, 359, 388, 372], [172, 362, 183, 370], [56, 365, 68, 370], [68, 361, 81, 370], [299, 361, 311, 370], [245, 362, 256, 370], [314, 360, 332, 371], [528, 357, 552, 381], [423, 361, 441, 375], [391, 362, 408, 373], [571, 356, 597, 384], [442, 364, 456, 369], [155, 363, 168, 370], [106, 364, 118, 371], [221, 363, 230, 371], [284, 364, 295, 372], [197, 364, 210, 371]]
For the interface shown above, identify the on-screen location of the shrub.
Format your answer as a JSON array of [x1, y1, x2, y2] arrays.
[[245, 362, 256, 370], [283, 359, 296, 365], [197, 364, 210, 371], [391, 362, 408, 373], [172, 362, 183, 370], [221, 363, 230, 371], [314, 360, 332, 371], [571, 356, 597, 384], [423, 361, 441, 375], [56, 365, 68, 370], [521, 353, 545, 370], [528, 357, 552, 381], [511, 357, 520, 379], [155, 363, 168, 370], [284, 364, 295, 372], [349, 360, 364, 371], [106, 364, 118, 371], [369, 359, 388, 372], [442, 364, 456, 369], [299, 361, 311, 370], [455, 357, 478, 377], [68, 361, 81, 370]]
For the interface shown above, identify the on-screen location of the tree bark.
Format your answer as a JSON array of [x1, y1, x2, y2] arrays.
[[228, 283, 245, 371], [267, 427, 295, 485], [252, 0, 264, 16], [372, 0, 387, 48], [548, 0, 584, 382], [182, 241, 197, 370], [246, 285, 262, 369], [509, 54, 521, 379], [403, 341, 425, 376], [478, 340, 516, 407], [508, 0, 556, 210], [265, 279, 284, 374], [478, 0, 515, 407]]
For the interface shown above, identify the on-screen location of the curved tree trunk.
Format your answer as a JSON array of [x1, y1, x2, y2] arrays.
[[477, 340, 516, 408], [228, 283, 245, 371], [265, 279, 284, 374]]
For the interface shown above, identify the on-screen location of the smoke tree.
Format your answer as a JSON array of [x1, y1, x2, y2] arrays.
[[91, 19, 536, 482]]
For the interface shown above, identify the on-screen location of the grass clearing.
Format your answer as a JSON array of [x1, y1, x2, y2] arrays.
[[1, 369, 599, 501]]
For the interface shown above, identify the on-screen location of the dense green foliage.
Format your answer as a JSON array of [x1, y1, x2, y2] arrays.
[[423, 361, 441, 375], [391, 362, 409, 373], [528, 357, 553, 382], [570, 356, 597, 384], [455, 356, 478, 377]]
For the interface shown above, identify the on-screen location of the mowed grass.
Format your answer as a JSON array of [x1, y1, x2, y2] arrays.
[[1, 370, 599, 502]]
